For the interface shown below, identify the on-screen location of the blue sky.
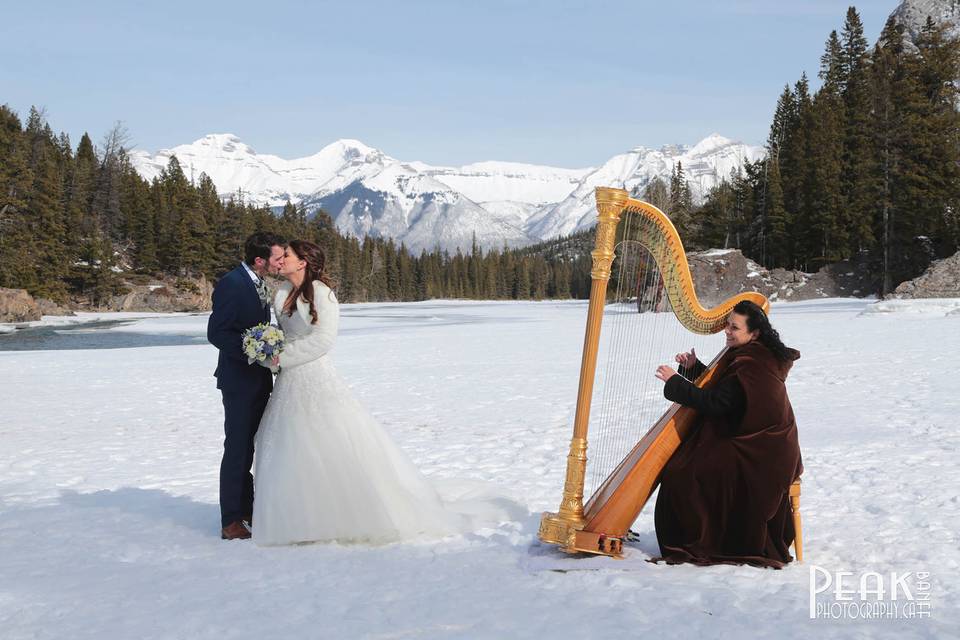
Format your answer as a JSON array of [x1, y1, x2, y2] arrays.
[[2, 0, 897, 167]]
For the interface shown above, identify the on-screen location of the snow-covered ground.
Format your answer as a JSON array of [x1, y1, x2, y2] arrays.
[[1, 298, 957, 638]]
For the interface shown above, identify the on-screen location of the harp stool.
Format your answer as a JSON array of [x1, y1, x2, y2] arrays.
[[789, 479, 803, 563]]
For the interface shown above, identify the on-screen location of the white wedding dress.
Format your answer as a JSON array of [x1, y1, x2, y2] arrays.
[[252, 280, 467, 546]]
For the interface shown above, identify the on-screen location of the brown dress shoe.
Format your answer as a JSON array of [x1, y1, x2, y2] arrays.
[[221, 520, 252, 540]]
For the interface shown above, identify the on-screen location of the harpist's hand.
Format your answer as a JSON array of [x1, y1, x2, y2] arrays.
[[675, 347, 697, 369], [655, 365, 678, 382]]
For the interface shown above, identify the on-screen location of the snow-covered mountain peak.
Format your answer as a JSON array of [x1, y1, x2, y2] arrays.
[[130, 133, 761, 251], [194, 133, 253, 154], [150, 133, 254, 163], [688, 133, 737, 157], [308, 138, 382, 164]]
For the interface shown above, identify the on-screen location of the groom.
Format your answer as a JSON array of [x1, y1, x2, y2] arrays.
[[207, 231, 286, 540]]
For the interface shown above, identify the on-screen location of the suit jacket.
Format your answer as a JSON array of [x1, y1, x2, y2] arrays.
[[207, 265, 274, 393]]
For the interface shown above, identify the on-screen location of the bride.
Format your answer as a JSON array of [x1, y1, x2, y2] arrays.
[[252, 239, 466, 546]]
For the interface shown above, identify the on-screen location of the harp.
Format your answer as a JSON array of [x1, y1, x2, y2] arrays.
[[537, 186, 769, 556]]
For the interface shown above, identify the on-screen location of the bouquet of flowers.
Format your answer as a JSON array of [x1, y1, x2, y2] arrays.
[[242, 323, 285, 373]]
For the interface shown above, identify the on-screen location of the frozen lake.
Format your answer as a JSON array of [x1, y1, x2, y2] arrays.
[[1, 298, 957, 639]]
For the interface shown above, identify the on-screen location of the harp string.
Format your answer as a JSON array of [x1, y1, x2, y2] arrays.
[[584, 210, 724, 498]]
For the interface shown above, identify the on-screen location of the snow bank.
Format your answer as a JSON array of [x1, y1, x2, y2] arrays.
[[860, 298, 960, 316]]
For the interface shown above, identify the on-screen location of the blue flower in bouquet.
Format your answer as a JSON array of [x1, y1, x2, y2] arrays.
[[242, 323, 285, 372]]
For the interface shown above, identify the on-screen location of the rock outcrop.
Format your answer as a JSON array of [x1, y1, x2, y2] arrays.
[[34, 297, 75, 316], [686, 249, 872, 306], [0, 288, 41, 322], [106, 275, 214, 312], [893, 251, 960, 298], [2, 275, 216, 323]]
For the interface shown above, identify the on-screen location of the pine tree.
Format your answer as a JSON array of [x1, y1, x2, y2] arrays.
[[913, 17, 960, 260], [552, 259, 571, 298], [194, 173, 223, 275], [696, 177, 736, 250], [668, 162, 692, 236], [0, 106, 35, 290], [767, 86, 794, 160], [738, 160, 766, 260], [414, 252, 429, 300], [839, 7, 875, 255], [784, 74, 815, 269], [766, 159, 790, 266], [469, 234, 483, 298], [309, 208, 336, 245], [156, 156, 212, 276], [531, 257, 549, 299], [873, 17, 937, 291], [278, 200, 299, 239], [483, 252, 499, 298], [384, 239, 400, 300], [65, 132, 110, 295], [807, 34, 847, 266], [175, 189, 211, 276], [123, 168, 159, 273], [24, 108, 69, 300], [764, 88, 798, 267], [86, 124, 130, 247], [499, 247, 515, 299], [397, 243, 415, 300]]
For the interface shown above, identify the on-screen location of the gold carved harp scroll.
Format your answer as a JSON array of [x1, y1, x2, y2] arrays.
[[537, 186, 769, 557]]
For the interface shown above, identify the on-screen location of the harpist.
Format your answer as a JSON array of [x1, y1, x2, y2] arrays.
[[653, 300, 803, 568]]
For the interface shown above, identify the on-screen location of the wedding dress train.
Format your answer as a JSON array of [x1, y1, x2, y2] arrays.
[[252, 281, 469, 545]]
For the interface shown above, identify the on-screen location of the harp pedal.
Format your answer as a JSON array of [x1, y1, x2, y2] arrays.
[[572, 530, 623, 556]]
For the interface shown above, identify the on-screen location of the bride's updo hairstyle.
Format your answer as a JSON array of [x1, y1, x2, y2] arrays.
[[283, 239, 336, 325]]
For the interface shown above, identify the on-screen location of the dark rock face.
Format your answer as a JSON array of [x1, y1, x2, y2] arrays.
[[893, 251, 960, 298]]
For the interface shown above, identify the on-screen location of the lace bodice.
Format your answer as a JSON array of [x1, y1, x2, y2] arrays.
[[273, 281, 339, 368]]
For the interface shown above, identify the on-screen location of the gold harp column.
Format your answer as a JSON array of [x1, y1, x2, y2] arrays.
[[538, 186, 627, 548]]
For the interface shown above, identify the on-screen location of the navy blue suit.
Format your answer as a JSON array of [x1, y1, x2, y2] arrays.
[[207, 265, 273, 528]]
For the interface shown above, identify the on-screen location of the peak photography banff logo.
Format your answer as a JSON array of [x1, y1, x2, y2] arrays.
[[809, 566, 932, 620]]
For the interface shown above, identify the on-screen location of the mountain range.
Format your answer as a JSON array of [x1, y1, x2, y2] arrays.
[[130, 133, 762, 252]]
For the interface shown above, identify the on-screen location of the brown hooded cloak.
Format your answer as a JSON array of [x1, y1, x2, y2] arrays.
[[653, 340, 803, 568]]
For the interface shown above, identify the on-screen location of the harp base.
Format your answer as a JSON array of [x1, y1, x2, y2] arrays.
[[538, 512, 623, 557], [537, 511, 580, 547]]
